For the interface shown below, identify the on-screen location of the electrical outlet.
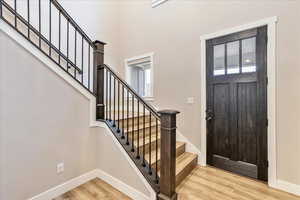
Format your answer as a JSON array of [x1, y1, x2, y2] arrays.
[[57, 162, 64, 174], [187, 97, 194, 104]]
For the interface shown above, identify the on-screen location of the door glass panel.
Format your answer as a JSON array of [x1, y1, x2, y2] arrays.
[[214, 44, 225, 76], [227, 41, 240, 74], [242, 37, 256, 73]]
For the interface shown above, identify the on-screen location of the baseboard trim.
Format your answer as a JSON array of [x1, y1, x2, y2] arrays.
[[28, 169, 152, 200], [272, 180, 300, 196], [96, 169, 150, 200], [101, 125, 157, 200], [28, 170, 99, 200]]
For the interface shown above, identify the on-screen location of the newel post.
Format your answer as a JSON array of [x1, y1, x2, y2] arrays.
[[93, 40, 106, 120], [158, 110, 180, 200]]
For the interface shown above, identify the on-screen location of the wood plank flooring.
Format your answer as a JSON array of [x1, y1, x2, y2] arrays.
[[177, 166, 300, 200], [53, 178, 132, 200], [54, 166, 300, 200]]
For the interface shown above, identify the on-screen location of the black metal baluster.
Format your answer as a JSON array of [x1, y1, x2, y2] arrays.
[[39, 0, 41, 47], [126, 90, 129, 145], [122, 85, 125, 139], [142, 106, 146, 167], [66, 20, 69, 72], [155, 118, 159, 183], [131, 96, 135, 152], [117, 81, 120, 132], [27, 0, 30, 38], [106, 69, 108, 121], [81, 37, 84, 84], [113, 77, 116, 127], [14, 0, 17, 28], [149, 113, 152, 175], [88, 45, 90, 89], [137, 101, 140, 159], [0, 0, 2, 17], [49, 0, 51, 56], [74, 28, 77, 78], [109, 73, 112, 122], [58, 11, 61, 64]]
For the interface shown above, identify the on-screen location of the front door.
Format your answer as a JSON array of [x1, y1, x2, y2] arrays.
[[206, 26, 268, 181]]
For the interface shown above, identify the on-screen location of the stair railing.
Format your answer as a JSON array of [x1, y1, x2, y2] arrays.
[[0, 0, 180, 198], [0, 0, 103, 94], [94, 45, 180, 199]]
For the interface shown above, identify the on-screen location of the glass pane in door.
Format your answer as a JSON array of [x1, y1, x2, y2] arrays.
[[227, 41, 240, 74], [242, 37, 256, 73], [214, 44, 225, 76]]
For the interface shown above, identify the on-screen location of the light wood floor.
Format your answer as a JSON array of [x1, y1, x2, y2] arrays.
[[177, 165, 300, 200], [53, 178, 132, 200], [54, 166, 300, 200]]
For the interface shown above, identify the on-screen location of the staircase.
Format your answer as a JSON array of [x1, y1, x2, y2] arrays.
[[117, 112, 198, 187], [0, 0, 198, 199]]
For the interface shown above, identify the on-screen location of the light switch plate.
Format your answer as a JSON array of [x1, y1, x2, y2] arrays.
[[187, 97, 194, 104], [57, 162, 64, 174]]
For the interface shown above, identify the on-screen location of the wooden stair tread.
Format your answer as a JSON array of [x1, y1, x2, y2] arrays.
[[111, 111, 151, 120], [157, 152, 197, 177], [134, 133, 160, 147], [145, 142, 185, 165], [124, 121, 160, 133], [175, 152, 197, 176]]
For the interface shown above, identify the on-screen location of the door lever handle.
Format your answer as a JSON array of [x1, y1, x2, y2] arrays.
[[206, 116, 213, 121]]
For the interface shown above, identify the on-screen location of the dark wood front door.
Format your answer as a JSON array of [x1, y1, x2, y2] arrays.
[[206, 26, 268, 181]]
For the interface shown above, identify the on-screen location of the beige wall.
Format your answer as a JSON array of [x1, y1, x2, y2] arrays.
[[0, 29, 149, 200], [0, 30, 97, 199], [117, 0, 300, 185], [96, 127, 150, 197], [59, 0, 122, 69], [1, 0, 300, 198], [0, 1, 150, 198]]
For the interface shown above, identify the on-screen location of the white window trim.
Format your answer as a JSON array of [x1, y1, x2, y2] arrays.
[[125, 52, 155, 101], [200, 16, 278, 188], [152, 0, 169, 8]]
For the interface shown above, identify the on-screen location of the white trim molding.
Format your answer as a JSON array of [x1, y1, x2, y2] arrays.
[[28, 170, 99, 200], [101, 125, 157, 200], [124, 52, 155, 99], [97, 169, 151, 200], [274, 180, 300, 197], [152, 0, 169, 8], [199, 16, 278, 187], [28, 169, 152, 200]]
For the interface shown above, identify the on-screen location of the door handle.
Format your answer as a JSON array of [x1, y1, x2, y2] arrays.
[[205, 109, 214, 121], [206, 116, 213, 121]]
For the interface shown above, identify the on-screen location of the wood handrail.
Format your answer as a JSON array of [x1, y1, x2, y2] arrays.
[[50, 0, 105, 48]]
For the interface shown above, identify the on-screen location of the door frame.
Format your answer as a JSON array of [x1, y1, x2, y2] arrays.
[[199, 16, 278, 187]]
